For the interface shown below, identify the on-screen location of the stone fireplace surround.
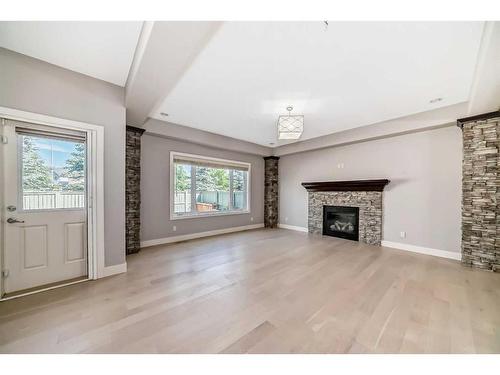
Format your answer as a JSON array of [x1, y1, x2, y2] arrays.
[[302, 180, 390, 246]]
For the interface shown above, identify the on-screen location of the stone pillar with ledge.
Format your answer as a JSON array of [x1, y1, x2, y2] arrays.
[[126, 125, 145, 255], [264, 156, 279, 228], [458, 111, 500, 272]]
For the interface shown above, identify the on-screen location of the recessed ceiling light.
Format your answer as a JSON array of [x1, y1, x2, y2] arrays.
[[160, 112, 169, 117], [429, 98, 443, 104]]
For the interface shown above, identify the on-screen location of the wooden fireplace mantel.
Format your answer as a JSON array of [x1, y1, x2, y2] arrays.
[[301, 179, 390, 192]]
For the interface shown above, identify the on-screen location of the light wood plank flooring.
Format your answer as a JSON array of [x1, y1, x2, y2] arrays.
[[1, 228, 499, 353]]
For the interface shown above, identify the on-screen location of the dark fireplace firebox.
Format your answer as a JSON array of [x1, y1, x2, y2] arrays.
[[323, 205, 359, 241]]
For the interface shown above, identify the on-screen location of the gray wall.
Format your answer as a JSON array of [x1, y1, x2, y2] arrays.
[[140, 134, 264, 241], [279, 126, 462, 253], [0, 48, 126, 266], [145, 118, 272, 156]]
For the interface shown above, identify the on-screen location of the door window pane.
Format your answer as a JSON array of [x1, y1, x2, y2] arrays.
[[20, 134, 86, 210]]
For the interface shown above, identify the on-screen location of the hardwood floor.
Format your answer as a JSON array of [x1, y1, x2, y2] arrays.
[[1, 228, 499, 353]]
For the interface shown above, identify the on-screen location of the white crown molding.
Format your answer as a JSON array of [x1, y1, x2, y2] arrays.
[[140, 223, 264, 248], [381, 240, 461, 261]]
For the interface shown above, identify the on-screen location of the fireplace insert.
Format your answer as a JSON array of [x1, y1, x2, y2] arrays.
[[323, 205, 359, 241]]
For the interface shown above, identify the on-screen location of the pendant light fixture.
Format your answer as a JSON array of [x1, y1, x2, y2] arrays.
[[277, 106, 304, 140]]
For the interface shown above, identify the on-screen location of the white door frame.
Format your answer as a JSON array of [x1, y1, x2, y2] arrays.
[[0, 106, 105, 297]]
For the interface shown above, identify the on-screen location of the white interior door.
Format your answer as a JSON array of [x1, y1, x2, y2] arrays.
[[2, 119, 88, 294]]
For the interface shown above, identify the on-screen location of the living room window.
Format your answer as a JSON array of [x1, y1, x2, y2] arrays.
[[170, 152, 250, 219]]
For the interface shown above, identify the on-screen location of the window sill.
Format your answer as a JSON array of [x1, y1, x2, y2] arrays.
[[170, 210, 251, 221]]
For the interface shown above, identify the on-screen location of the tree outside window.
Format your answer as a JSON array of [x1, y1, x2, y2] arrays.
[[20, 134, 86, 210], [173, 155, 249, 217]]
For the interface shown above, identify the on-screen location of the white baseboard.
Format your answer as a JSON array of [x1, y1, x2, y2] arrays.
[[278, 223, 308, 232], [381, 240, 461, 261], [140, 223, 265, 248], [101, 263, 127, 278]]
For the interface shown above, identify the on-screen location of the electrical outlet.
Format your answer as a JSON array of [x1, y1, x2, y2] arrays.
[[337, 163, 344, 169], [250, 217, 254, 222], [400, 231, 406, 239], [285, 217, 288, 222], [173, 225, 177, 232]]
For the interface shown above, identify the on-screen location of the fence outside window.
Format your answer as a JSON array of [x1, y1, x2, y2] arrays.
[[22, 191, 85, 210], [174, 190, 245, 214]]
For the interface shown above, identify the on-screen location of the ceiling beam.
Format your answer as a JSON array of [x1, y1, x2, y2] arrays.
[[125, 21, 154, 96], [466, 21, 500, 115], [125, 21, 222, 126], [125, 21, 499, 156]]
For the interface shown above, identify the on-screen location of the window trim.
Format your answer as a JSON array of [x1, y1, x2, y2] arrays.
[[170, 151, 251, 220]]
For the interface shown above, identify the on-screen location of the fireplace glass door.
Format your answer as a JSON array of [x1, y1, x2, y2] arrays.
[[323, 205, 359, 241]]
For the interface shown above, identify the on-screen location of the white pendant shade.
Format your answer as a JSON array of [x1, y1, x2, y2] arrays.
[[277, 113, 304, 140]]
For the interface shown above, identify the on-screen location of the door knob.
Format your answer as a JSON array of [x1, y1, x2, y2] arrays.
[[7, 217, 24, 224]]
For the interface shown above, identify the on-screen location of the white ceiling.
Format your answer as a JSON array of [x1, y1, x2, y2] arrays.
[[151, 21, 484, 147], [0, 21, 142, 86]]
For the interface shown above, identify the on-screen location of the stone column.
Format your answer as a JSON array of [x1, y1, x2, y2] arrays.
[[264, 156, 279, 228], [125, 126, 145, 255], [458, 112, 500, 271]]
